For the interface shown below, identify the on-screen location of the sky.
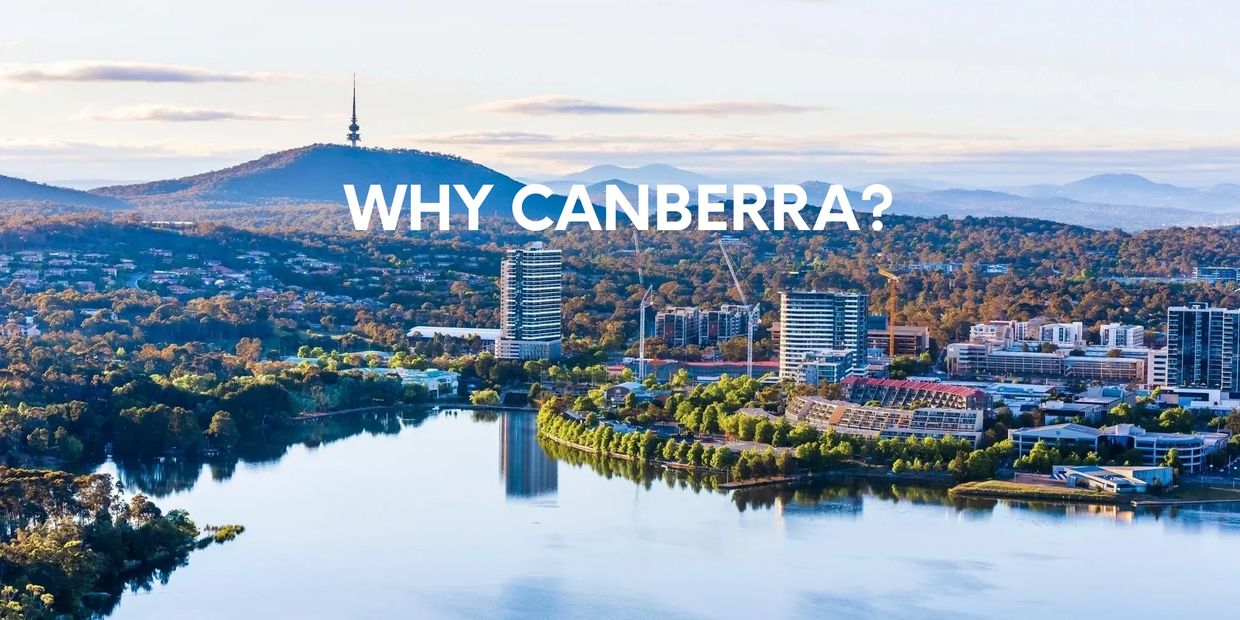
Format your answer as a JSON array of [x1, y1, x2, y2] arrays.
[[1, 0, 1237, 188]]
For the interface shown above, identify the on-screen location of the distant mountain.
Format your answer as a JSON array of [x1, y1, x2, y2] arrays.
[[0, 174, 130, 210], [585, 179, 647, 206], [56, 178, 145, 190], [876, 178, 955, 192], [891, 187, 1233, 231], [1209, 182, 1240, 201], [93, 144, 561, 218], [785, 180, 1233, 230], [557, 164, 721, 187], [1012, 173, 1240, 213]]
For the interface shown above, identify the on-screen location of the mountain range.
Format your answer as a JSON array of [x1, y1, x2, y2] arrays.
[[0, 174, 129, 211], [1, 146, 1237, 231], [1011, 173, 1240, 213]]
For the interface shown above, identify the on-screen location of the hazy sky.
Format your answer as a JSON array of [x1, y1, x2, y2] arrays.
[[1, 0, 1237, 187]]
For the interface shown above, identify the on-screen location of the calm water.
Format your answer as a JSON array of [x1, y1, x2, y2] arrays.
[[97, 409, 1240, 619]]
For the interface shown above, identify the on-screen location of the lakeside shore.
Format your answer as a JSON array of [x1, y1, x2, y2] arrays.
[[950, 479, 1240, 507]]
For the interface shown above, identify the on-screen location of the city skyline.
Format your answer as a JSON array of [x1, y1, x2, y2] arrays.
[[2, 1, 1239, 186]]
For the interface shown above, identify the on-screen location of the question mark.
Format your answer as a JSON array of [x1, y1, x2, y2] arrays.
[[863, 184, 893, 231]]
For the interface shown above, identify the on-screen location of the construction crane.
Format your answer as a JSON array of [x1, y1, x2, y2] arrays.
[[718, 238, 756, 377], [633, 232, 644, 285], [877, 267, 900, 358], [633, 233, 651, 379], [637, 285, 654, 380]]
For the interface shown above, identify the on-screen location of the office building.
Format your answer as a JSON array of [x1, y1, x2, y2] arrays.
[[867, 325, 931, 356], [969, 318, 1046, 345], [801, 350, 858, 385], [946, 342, 1149, 384], [1039, 322, 1085, 346], [778, 290, 868, 382], [495, 242, 563, 360], [1101, 323, 1144, 348], [1008, 423, 1228, 473], [1166, 303, 1240, 395]]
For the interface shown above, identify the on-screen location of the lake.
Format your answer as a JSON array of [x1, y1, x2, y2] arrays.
[[98, 409, 1240, 619]]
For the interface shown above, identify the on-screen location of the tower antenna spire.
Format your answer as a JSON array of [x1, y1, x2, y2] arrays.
[[347, 73, 361, 147]]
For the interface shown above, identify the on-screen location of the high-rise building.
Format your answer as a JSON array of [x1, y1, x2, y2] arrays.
[[654, 304, 748, 347], [778, 290, 868, 382], [654, 307, 700, 347], [1100, 323, 1144, 348], [1166, 303, 1239, 394], [699, 304, 748, 345], [495, 242, 563, 360]]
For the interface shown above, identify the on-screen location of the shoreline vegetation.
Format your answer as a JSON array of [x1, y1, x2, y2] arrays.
[[0, 467, 244, 618]]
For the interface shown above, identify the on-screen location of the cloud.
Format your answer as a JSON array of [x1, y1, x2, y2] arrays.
[[0, 137, 263, 160], [0, 137, 268, 183], [472, 95, 821, 117], [84, 104, 299, 122], [0, 61, 273, 83]]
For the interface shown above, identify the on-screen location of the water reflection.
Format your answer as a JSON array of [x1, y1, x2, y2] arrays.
[[97, 410, 1240, 619], [108, 408, 429, 498], [499, 412, 558, 498]]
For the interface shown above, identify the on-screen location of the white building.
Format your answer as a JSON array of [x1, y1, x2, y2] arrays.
[[495, 242, 563, 360], [1039, 322, 1085, 346], [348, 367, 460, 398], [1147, 347, 1169, 387], [1100, 323, 1144, 348], [778, 290, 868, 382], [1008, 422, 1227, 473], [1052, 465, 1173, 494]]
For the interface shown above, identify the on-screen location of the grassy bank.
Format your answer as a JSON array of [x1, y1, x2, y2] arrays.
[[949, 480, 1127, 504]]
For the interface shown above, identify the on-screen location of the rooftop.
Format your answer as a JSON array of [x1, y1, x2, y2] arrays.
[[841, 376, 986, 399], [406, 325, 502, 340]]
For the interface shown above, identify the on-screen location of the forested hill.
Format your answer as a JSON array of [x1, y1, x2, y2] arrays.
[[0, 174, 130, 211], [90, 144, 565, 219]]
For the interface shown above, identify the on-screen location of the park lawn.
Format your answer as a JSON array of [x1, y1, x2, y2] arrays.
[[1161, 484, 1240, 502], [949, 480, 1126, 504]]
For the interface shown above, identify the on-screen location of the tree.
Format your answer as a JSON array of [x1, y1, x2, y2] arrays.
[[966, 450, 997, 480], [470, 389, 501, 406], [670, 368, 690, 388], [1163, 447, 1183, 475], [205, 411, 241, 450], [1157, 407, 1193, 433], [947, 451, 969, 481], [235, 337, 262, 362]]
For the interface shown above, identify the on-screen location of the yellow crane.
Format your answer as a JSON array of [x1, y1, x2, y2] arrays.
[[877, 268, 900, 357]]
